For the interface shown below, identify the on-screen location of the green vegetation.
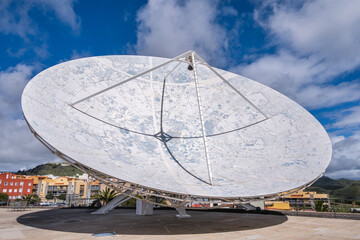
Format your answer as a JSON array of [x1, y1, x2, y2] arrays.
[[16, 163, 83, 176], [314, 200, 328, 212], [310, 176, 344, 190], [305, 176, 360, 201], [21, 194, 40, 205], [95, 187, 118, 206], [0, 193, 9, 202], [58, 193, 67, 202], [122, 198, 137, 207], [45, 192, 54, 200]]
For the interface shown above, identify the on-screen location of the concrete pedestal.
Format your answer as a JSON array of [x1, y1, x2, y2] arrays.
[[136, 200, 153, 216], [176, 208, 191, 218]]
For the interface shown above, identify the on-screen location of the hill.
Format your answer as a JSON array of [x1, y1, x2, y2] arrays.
[[310, 176, 344, 190], [16, 163, 84, 177], [305, 176, 360, 201]]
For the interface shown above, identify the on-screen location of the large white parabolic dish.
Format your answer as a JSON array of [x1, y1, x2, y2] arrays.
[[22, 51, 332, 198]]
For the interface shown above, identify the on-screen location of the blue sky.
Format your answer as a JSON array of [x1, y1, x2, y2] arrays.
[[0, 0, 359, 179]]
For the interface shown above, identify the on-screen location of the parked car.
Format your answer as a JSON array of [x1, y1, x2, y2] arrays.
[[40, 201, 51, 206]]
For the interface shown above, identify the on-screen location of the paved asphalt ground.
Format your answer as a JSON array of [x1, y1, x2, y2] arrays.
[[0, 208, 360, 239]]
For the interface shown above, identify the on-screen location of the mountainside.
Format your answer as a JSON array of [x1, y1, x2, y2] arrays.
[[16, 163, 84, 177], [305, 176, 360, 201], [311, 176, 344, 190]]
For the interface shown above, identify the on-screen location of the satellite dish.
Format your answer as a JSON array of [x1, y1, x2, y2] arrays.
[[22, 51, 332, 204]]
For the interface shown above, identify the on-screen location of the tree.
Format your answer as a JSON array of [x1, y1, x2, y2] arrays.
[[314, 200, 328, 212], [58, 193, 67, 202], [0, 193, 8, 202], [46, 192, 54, 200], [95, 187, 118, 206], [22, 194, 40, 205]]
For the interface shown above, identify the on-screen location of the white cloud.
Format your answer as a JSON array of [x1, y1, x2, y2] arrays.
[[0, 0, 80, 59], [222, 6, 238, 17], [0, 0, 80, 39], [134, 0, 229, 66], [70, 49, 92, 60], [0, 64, 57, 171], [41, 0, 81, 33], [236, 0, 360, 110], [325, 169, 360, 180], [332, 106, 360, 129], [267, 0, 360, 71], [325, 133, 360, 179], [0, 1, 35, 39], [0, 64, 34, 118], [0, 118, 56, 172], [296, 82, 360, 109], [330, 135, 345, 145]]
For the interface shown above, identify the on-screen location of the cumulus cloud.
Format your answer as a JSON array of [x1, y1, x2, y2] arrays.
[[332, 106, 360, 129], [0, 65, 56, 171], [134, 0, 229, 66], [0, 64, 34, 118], [266, 0, 360, 71], [0, 118, 56, 172], [325, 133, 360, 180], [296, 82, 360, 109], [41, 0, 81, 33], [0, 0, 80, 59], [235, 0, 360, 110], [0, 0, 36, 39], [0, 0, 80, 39]]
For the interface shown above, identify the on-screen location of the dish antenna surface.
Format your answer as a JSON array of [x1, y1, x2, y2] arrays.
[[22, 51, 332, 210]]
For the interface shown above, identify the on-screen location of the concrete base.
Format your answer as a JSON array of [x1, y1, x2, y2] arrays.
[[176, 208, 191, 218], [250, 200, 265, 210], [136, 200, 153, 216], [240, 201, 265, 211], [12, 208, 360, 239]]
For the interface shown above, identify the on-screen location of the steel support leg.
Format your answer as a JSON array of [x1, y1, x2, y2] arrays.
[[91, 189, 133, 215]]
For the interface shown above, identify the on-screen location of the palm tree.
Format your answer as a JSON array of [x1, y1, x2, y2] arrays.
[[95, 187, 118, 206], [21, 194, 40, 205]]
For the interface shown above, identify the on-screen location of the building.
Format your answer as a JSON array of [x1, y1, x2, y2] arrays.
[[24, 175, 100, 202], [0, 173, 34, 201], [281, 190, 329, 209], [265, 201, 291, 210]]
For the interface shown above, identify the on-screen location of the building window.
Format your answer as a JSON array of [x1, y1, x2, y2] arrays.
[[20, 182, 24, 186], [14, 189, 17, 193], [10, 182, 13, 186], [15, 182, 18, 186], [3, 189, 7, 193], [27, 189, 31, 193], [28, 182, 31, 186], [4, 182, 8, 186], [9, 189, 12, 193], [19, 189, 22, 192], [0, 180, 2, 184], [6, 174, 8, 179]]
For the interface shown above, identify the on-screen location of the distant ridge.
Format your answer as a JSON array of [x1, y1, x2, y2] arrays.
[[306, 176, 360, 200], [15, 163, 84, 177]]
